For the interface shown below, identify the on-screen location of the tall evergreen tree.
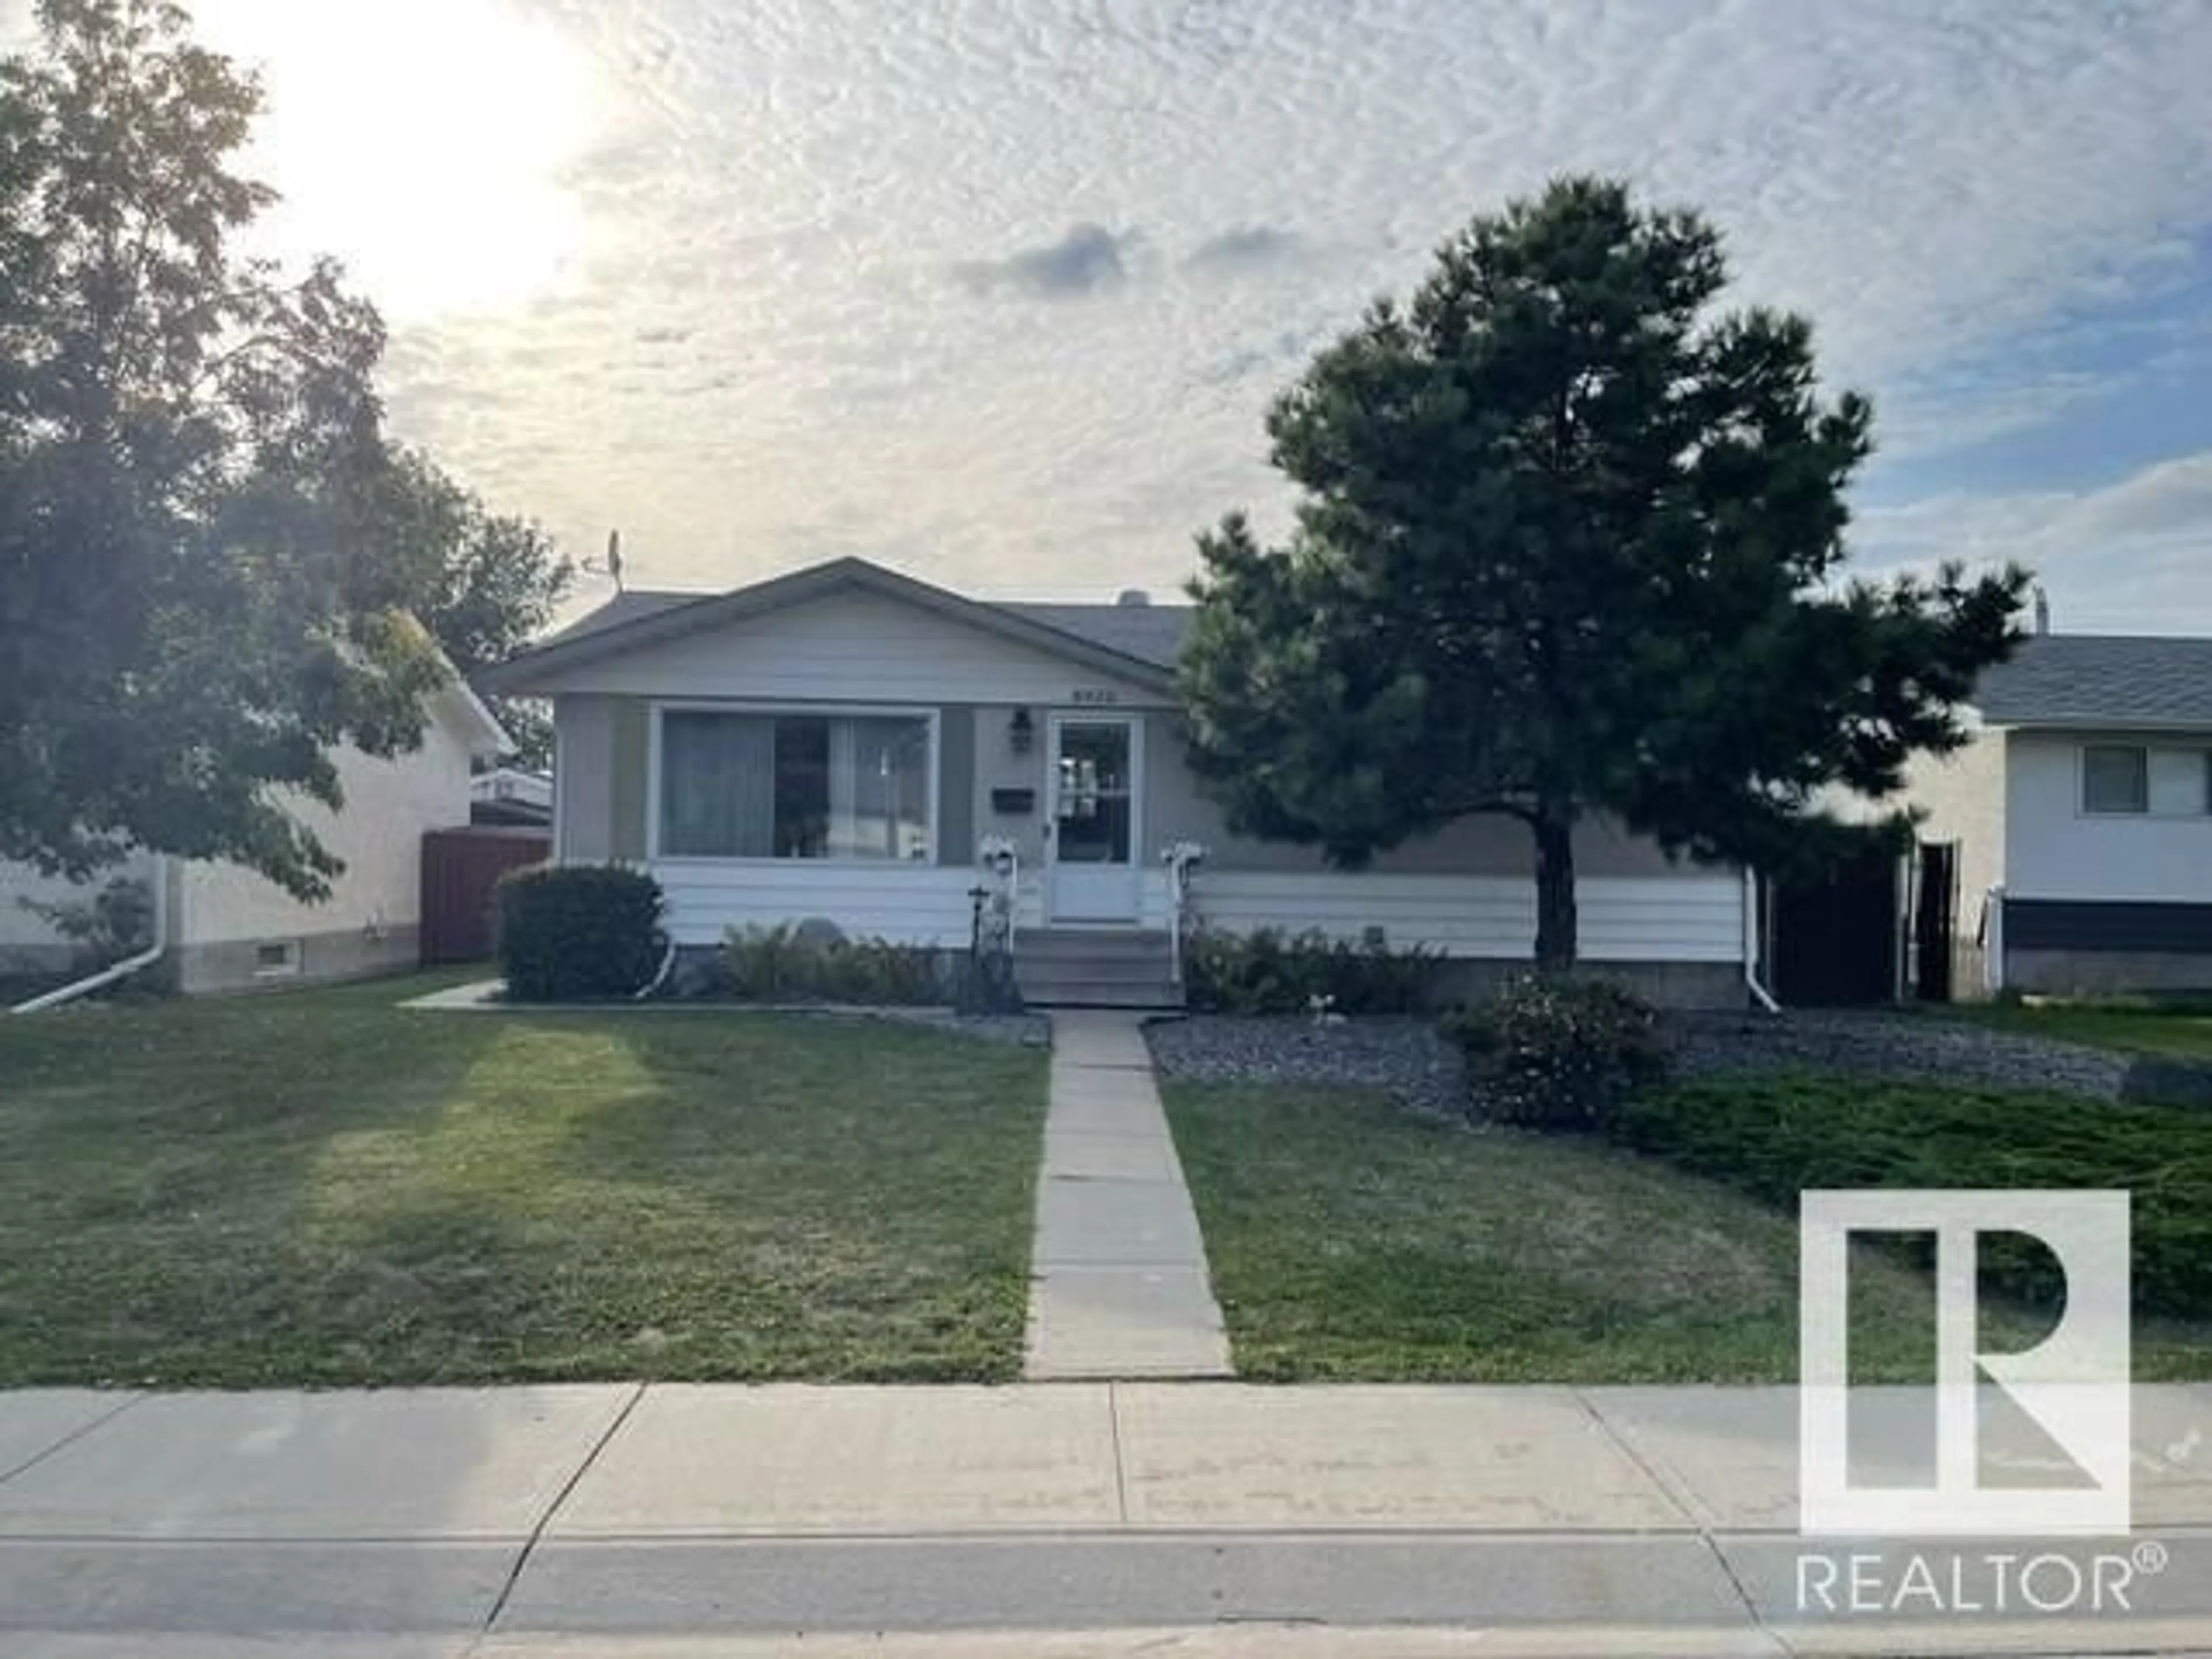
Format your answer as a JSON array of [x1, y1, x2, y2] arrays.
[[1180, 177, 2027, 969]]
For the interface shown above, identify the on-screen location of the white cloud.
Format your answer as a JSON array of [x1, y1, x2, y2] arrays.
[[6, 0, 2211, 616], [1857, 450, 2212, 632]]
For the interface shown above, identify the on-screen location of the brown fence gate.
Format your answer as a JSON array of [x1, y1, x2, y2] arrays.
[[420, 827, 552, 965]]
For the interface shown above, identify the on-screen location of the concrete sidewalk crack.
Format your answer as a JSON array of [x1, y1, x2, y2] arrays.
[[1107, 1381, 1131, 1525], [1572, 1388, 1778, 1646], [0, 1392, 145, 1488], [480, 1380, 646, 1634]]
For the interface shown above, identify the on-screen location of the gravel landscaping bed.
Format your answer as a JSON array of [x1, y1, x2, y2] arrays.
[[1663, 1009, 2132, 1101], [1143, 1014, 1469, 1119], [1143, 1006, 2169, 1115]]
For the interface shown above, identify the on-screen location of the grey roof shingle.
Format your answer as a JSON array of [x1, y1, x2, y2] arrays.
[[1976, 635, 2212, 728], [999, 601, 1194, 668], [528, 586, 1195, 669], [534, 589, 707, 650]]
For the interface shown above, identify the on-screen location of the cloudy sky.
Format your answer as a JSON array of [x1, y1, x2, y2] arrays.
[[16, 0, 2212, 627]]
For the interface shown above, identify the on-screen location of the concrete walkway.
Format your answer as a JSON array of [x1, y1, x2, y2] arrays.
[[1024, 1011, 1232, 1379], [5, 1383, 2212, 1655]]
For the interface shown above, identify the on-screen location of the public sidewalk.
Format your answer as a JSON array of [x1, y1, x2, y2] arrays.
[[1024, 1010, 1232, 1380], [5, 1382, 2212, 1656]]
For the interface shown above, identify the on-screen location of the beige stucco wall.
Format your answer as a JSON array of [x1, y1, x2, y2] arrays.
[[1896, 718, 2008, 993], [178, 691, 480, 950]]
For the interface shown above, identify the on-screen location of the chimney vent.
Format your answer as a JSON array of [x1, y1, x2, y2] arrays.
[[1115, 588, 1150, 608]]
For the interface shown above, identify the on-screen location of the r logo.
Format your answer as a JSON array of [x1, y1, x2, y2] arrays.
[[1800, 1190, 2131, 1536]]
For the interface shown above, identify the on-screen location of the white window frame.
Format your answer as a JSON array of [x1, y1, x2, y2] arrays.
[[2078, 742, 2212, 819], [646, 700, 941, 865]]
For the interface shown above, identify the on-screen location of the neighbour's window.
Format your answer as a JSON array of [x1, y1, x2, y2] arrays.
[[2081, 744, 2212, 816], [659, 710, 931, 859], [2082, 746, 2146, 814]]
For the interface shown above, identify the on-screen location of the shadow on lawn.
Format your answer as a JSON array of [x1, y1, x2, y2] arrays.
[[0, 998, 1044, 1387]]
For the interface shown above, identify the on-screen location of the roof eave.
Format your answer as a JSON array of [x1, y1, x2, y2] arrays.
[[1980, 714, 2212, 734], [476, 557, 1178, 696]]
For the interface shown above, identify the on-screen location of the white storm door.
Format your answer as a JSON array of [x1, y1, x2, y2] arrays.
[[1047, 715, 1142, 922]]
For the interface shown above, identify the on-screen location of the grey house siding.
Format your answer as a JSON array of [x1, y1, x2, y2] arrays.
[[935, 707, 976, 867], [1141, 710, 1684, 878]]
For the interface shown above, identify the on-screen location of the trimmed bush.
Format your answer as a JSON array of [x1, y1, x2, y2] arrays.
[[1441, 974, 1666, 1131], [495, 865, 665, 1002], [1613, 1074, 2212, 1318], [1184, 925, 1438, 1016], [2121, 1054, 2212, 1111], [722, 923, 945, 1005]]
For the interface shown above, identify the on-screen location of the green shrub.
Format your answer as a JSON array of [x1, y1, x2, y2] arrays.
[[2120, 1054, 2212, 1110], [1613, 1074, 2212, 1318], [1441, 974, 1667, 1131], [495, 865, 665, 1002], [722, 924, 944, 1005], [1184, 925, 1438, 1015]]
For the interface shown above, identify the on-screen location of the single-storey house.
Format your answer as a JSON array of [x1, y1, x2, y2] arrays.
[[481, 556, 1756, 1006], [1902, 630, 2212, 998], [1, 674, 509, 998]]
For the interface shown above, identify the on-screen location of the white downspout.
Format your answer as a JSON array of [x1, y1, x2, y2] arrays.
[[10, 855, 171, 1016], [1742, 866, 1781, 1013], [1983, 884, 2006, 997]]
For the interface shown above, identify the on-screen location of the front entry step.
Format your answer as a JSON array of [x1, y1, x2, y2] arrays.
[[1019, 980, 1185, 1011], [1014, 930, 1183, 1010]]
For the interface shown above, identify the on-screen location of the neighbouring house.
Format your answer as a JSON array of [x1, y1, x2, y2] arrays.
[[0, 673, 509, 998], [471, 766, 554, 828], [479, 555, 1756, 1007], [1902, 629, 2212, 998]]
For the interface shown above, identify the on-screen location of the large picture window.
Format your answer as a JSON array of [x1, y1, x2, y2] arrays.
[[659, 709, 932, 859]]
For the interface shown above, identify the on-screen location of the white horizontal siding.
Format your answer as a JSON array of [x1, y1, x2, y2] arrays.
[[543, 589, 1172, 709], [1187, 872, 1744, 963], [653, 861, 1745, 963], [652, 860, 979, 948]]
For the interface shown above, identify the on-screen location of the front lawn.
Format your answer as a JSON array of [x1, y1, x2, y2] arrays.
[[0, 979, 1048, 1385], [1163, 1079, 2212, 1382], [1937, 1001, 2212, 1060]]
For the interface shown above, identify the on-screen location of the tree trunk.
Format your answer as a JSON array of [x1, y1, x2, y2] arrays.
[[1532, 806, 1578, 974]]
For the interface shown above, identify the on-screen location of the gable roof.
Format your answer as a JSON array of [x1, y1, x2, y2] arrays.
[[1975, 635, 2212, 729], [477, 556, 1182, 695]]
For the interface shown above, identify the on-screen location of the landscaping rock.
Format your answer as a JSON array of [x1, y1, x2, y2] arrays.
[[1143, 1014, 1469, 1120], [1662, 1009, 2133, 1103]]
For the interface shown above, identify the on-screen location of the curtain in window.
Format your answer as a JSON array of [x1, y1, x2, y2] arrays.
[[830, 716, 930, 859], [660, 711, 929, 859], [661, 712, 775, 856]]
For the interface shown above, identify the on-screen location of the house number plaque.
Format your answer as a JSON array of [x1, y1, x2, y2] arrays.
[[1070, 688, 1120, 705]]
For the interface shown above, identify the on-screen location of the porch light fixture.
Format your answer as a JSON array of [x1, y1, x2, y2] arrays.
[[1007, 707, 1035, 754]]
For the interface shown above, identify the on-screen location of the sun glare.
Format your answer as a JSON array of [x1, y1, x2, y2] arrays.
[[194, 0, 612, 321]]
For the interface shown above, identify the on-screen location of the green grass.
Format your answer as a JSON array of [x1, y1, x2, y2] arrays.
[[0, 975, 1048, 1386], [1936, 1001, 2212, 1059], [1162, 1080, 2212, 1383]]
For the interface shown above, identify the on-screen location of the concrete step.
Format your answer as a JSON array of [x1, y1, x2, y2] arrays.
[[1018, 979, 1184, 1010], [1016, 929, 1174, 960], [1017, 955, 1180, 987]]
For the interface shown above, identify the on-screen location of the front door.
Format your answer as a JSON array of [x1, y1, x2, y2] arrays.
[[1047, 715, 1142, 922]]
